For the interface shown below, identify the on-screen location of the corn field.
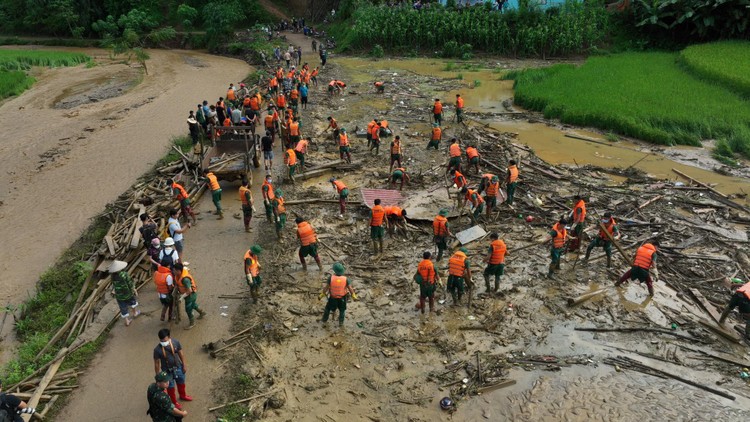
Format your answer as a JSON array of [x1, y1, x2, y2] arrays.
[[347, 1, 608, 57]]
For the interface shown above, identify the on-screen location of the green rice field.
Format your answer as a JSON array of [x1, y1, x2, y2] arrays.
[[679, 41, 750, 98], [0, 49, 90, 99]]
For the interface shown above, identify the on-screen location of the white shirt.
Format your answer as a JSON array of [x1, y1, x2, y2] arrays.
[[168, 217, 183, 242]]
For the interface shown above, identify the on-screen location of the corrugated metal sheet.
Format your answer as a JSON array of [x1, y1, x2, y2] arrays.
[[360, 189, 405, 209]]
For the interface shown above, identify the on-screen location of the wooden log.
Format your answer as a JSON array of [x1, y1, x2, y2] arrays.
[[130, 205, 146, 249], [575, 327, 708, 344], [672, 168, 750, 214], [22, 347, 67, 421], [284, 199, 364, 206], [208, 390, 278, 412], [38, 395, 57, 418], [567, 287, 613, 307], [564, 133, 611, 147], [637, 195, 663, 210], [597, 220, 632, 264], [70, 257, 101, 317], [697, 318, 742, 343], [104, 235, 117, 256]]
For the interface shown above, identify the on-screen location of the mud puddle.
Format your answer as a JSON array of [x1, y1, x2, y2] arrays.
[[53, 67, 141, 109]]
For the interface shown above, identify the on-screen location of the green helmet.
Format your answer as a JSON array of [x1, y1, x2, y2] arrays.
[[332, 262, 345, 275], [459, 247, 468, 253], [251, 245, 262, 254], [439, 208, 450, 216], [274, 188, 283, 197]]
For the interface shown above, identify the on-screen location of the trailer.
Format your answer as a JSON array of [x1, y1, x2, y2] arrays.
[[202, 126, 261, 185]]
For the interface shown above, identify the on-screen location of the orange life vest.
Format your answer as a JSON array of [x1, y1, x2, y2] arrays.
[[466, 147, 479, 159], [244, 250, 260, 276], [277, 95, 287, 108], [176, 268, 197, 294], [370, 124, 380, 140], [737, 282, 750, 300], [311, 69, 319, 77], [297, 221, 317, 246], [456, 97, 464, 109], [384, 205, 402, 217], [275, 69, 283, 80], [249, 96, 259, 111], [508, 165, 519, 183], [391, 140, 401, 155], [290, 89, 299, 100], [223, 118, 231, 127], [367, 120, 377, 134], [285, 149, 297, 165], [329, 275, 348, 299], [370, 205, 385, 227], [243, 97, 251, 107], [552, 223, 567, 249], [262, 181, 275, 200], [453, 171, 466, 188], [448, 251, 467, 277], [449, 143, 461, 157], [375, 81, 384, 88], [289, 122, 300, 136], [265, 115, 274, 128], [339, 133, 349, 147], [206, 172, 220, 191], [287, 70, 295, 80], [573, 200, 587, 224], [153, 266, 172, 295], [417, 259, 436, 284], [239, 185, 252, 206], [489, 239, 507, 265], [294, 139, 308, 153], [171, 182, 188, 201], [329, 118, 338, 129], [486, 181, 500, 197], [270, 77, 278, 88], [433, 215, 448, 236], [227, 89, 236, 101], [633, 243, 656, 269], [599, 218, 617, 239], [433, 101, 443, 114], [432, 127, 441, 141], [465, 189, 484, 207], [274, 196, 286, 214], [333, 180, 347, 193]]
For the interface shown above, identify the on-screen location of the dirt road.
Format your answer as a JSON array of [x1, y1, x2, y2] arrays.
[[0, 49, 249, 354]]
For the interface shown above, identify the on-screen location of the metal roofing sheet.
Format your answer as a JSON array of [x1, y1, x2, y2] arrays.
[[360, 188, 405, 209]]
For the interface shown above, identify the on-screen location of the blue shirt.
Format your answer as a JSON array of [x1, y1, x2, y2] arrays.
[[300, 86, 308, 97]]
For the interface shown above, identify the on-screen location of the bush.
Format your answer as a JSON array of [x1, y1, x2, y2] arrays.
[[371, 44, 384, 58]]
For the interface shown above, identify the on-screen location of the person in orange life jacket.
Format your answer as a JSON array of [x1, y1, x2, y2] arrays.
[[389, 136, 404, 173], [482, 175, 501, 217], [153, 328, 192, 409], [545, 217, 568, 279], [244, 245, 263, 303], [294, 136, 310, 170], [388, 167, 411, 191], [384, 205, 407, 237], [432, 98, 443, 125], [414, 251, 440, 313], [369, 120, 382, 155], [427, 122, 441, 150], [374, 81, 385, 93], [568, 194, 587, 251], [455, 93, 464, 124], [460, 186, 485, 222], [616, 241, 660, 297], [173, 262, 205, 329], [261, 174, 275, 223], [284, 146, 298, 183], [202, 168, 223, 218], [465, 144, 480, 174], [239, 178, 254, 233], [584, 212, 619, 268], [153, 264, 175, 322], [505, 159, 519, 205], [719, 279, 750, 339], [446, 138, 462, 176], [288, 117, 302, 149], [483, 233, 508, 292], [167, 179, 197, 225], [272, 189, 287, 239], [338, 128, 352, 164], [433, 208, 452, 261], [366, 118, 377, 149], [370, 199, 387, 254], [330, 177, 349, 217], [109, 260, 141, 326], [295, 217, 324, 271], [325, 116, 340, 142], [320, 262, 358, 326], [447, 247, 472, 305]]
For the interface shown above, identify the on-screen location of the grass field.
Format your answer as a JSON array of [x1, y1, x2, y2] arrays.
[[506, 52, 750, 158], [0, 70, 35, 98], [0, 50, 90, 100], [679, 41, 750, 99]]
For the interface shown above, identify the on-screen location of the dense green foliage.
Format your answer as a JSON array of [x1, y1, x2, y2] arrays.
[[0, 70, 34, 98], [626, 0, 750, 44], [337, 1, 608, 57], [506, 52, 750, 158], [678, 41, 750, 98]]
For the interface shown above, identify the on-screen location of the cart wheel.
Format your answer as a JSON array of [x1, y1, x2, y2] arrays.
[[253, 153, 260, 169]]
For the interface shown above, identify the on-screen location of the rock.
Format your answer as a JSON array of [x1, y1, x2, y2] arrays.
[[267, 393, 286, 409]]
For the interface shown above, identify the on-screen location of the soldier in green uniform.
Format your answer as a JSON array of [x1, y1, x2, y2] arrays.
[[272, 189, 287, 240], [147, 371, 188, 421], [109, 260, 141, 327], [320, 263, 358, 326]]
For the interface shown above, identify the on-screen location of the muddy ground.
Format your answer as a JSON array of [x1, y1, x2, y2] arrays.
[[9, 33, 750, 421]]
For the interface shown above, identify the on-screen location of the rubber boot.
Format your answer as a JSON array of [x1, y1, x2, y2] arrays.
[[436, 249, 443, 262], [494, 277, 500, 292], [606, 255, 612, 269], [547, 265, 555, 279], [217, 211, 224, 220], [484, 275, 491, 292], [167, 387, 181, 409], [160, 306, 168, 322], [419, 297, 426, 314], [185, 317, 195, 330], [555, 261, 561, 270], [648, 286, 654, 297], [177, 383, 193, 401], [316, 257, 323, 271], [451, 292, 458, 305], [197, 307, 206, 319], [338, 310, 345, 327], [428, 296, 435, 312], [372, 241, 378, 255], [378, 239, 384, 254]]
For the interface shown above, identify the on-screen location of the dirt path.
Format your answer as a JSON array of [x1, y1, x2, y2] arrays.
[[0, 49, 249, 356]]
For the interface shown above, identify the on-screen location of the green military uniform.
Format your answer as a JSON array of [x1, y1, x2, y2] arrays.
[[147, 382, 176, 422], [391, 169, 404, 182]]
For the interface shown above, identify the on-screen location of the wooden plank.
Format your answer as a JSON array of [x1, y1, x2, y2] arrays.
[[22, 347, 67, 421], [689, 288, 723, 324], [476, 379, 517, 394], [130, 205, 146, 249], [104, 235, 117, 256]]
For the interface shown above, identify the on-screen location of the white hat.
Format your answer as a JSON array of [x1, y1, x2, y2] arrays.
[[164, 237, 175, 247], [108, 260, 128, 273], [187, 117, 197, 124]]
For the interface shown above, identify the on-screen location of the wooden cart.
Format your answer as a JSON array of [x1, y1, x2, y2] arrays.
[[202, 126, 261, 185]]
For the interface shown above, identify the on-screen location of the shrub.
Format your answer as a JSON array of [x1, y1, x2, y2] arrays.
[[371, 44, 384, 58]]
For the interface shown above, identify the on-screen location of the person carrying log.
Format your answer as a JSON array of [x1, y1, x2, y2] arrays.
[[243, 245, 263, 303], [388, 167, 411, 191], [447, 247, 472, 305], [370, 199, 386, 254], [465, 144, 480, 174], [483, 233, 508, 292], [432, 98, 443, 125], [272, 189, 287, 240], [384, 205, 407, 237], [446, 138, 462, 175], [329, 177, 349, 217], [455, 93, 464, 124], [239, 178, 254, 233], [319, 262, 358, 326], [173, 262, 206, 330], [505, 160, 519, 206], [338, 128, 352, 163], [414, 251, 440, 314], [296, 217, 324, 271], [427, 123, 441, 150], [147, 371, 188, 422], [168, 179, 197, 225], [0, 380, 36, 421], [719, 279, 750, 340], [569, 195, 587, 251], [109, 260, 141, 327], [433, 208, 452, 261], [389, 136, 403, 173], [202, 169, 223, 219], [261, 174, 275, 223], [583, 212, 619, 268], [153, 264, 175, 322], [545, 217, 568, 279], [615, 241, 660, 297]]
